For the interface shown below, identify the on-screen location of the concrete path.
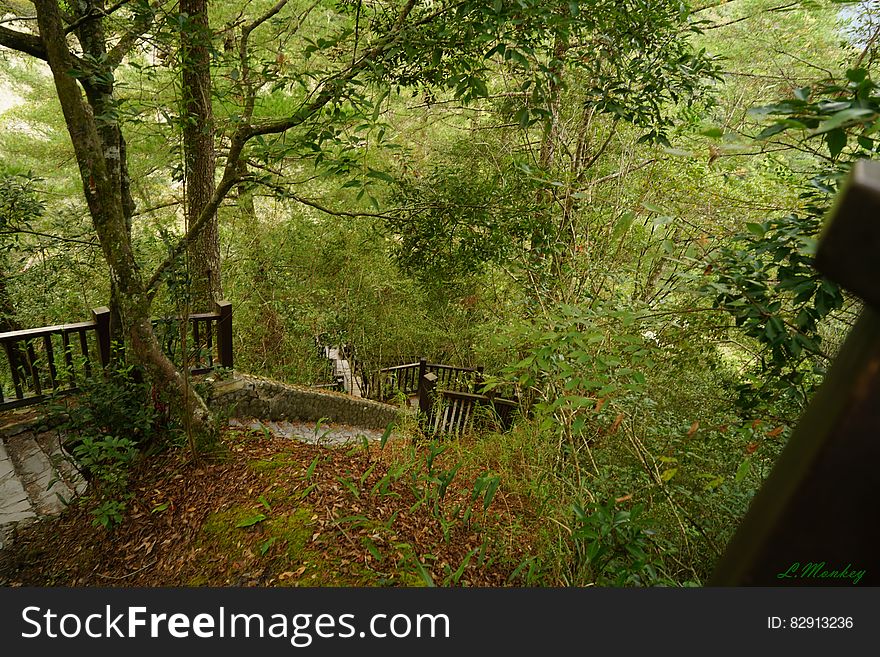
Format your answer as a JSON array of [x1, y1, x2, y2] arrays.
[[1, 401, 390, 552], [322, 346, 364, 398], [0, 416, 87, 551], [228, 417, 389, 446]]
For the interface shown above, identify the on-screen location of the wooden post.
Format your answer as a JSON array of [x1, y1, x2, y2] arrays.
[[92, 306, 111, 368], [711, 159, 880, 585], [417, 357, 427, 394], [419, 371, 438, 427], [216, 300, 233, 370]]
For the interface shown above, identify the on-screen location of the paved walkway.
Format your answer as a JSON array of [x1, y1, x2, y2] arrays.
[[1, 406, 391, 552], [0, 415, 87, 551], [228, 417, 388, 445], [322, 346, 363, 397]]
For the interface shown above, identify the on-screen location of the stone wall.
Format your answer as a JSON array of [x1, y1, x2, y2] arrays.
[[207, 373, 403, 430]]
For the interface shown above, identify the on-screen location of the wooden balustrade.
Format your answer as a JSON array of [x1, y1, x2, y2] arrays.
[[0, 301, 233, 411], [365, 358, 484, 402]]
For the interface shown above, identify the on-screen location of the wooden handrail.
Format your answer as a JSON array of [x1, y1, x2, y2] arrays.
[[378, 362, 420, 373], [1, 302, 234, 411], [0, 320, 97, 343]]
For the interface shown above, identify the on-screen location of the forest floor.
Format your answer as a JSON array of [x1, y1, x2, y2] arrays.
[[0, 423, 532, 587]]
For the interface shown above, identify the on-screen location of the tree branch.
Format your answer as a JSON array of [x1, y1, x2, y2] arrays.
[[252, 178, 397, 219], [0, 229, 97, 246], [0, 25, 48, 60], [105, 1, 157, 69], [246, 0, 433, 138], [240, 0, 291, 121], [63, 0, 136, 34], [149, 0, 459, 296], [145, 136, 246, 297], [703, 2, 798, 30]]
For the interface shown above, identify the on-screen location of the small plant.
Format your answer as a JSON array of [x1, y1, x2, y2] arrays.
[[72, 435, 138, 491], [90, 500, 126, 530], [569, 499, 669, 587], [57, 363, 159, 529]]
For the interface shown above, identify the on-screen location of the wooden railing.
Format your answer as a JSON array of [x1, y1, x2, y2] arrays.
[[363, 358, 484, 402], [0, 301, 233, 411], [0, 307, 111, 410], [151, 302, 233, 375], [413, 367, 519, 436]]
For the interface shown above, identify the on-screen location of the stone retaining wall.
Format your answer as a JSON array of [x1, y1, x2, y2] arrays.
[[207, 374, 403, 430]]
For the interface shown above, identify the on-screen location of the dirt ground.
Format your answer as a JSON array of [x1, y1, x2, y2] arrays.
[[0, 426, 531, 587]]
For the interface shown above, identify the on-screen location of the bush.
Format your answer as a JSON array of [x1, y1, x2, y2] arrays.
[[56, 364, 160, 528]]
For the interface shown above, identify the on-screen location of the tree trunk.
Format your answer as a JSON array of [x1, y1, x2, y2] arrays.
[[72, 1, 136, 345], [33, 0, 215, 445], [180, 0, 221, 311]]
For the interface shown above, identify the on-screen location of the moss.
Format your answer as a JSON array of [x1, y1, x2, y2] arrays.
[[247, 450, 299, 472], [192, 502, 378, 586], [265, 508, 314, 556]]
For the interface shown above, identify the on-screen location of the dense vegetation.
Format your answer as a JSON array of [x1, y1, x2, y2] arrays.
[[0, 0, 874, 585]]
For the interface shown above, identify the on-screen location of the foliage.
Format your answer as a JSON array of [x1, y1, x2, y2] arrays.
[[61, 364, 159, 445], [0, 0, 866, 584], [704, 210, 843, 407], [569, 499, 671, 586], [490, 301, 654, 459], [386, 141, 541, 285], [701, 67, 880, 408], [56, 364, 160, 528], [0, 171, 44, 237]]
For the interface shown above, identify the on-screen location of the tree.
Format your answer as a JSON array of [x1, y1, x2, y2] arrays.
[[0, 0, 717, 446], [180, 0, 221, 310]]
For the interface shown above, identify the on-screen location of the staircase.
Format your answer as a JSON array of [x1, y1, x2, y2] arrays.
[[0, 417, 86, 551]]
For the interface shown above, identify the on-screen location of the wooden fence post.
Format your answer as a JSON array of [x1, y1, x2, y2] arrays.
[[418, 371, 437, 427], [217, 300, 234, 370], [92, 306, 111, 368], [417, 357, 427, 391]]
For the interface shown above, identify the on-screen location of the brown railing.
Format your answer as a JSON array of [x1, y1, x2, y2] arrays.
[[363, 358, 483, 402], [416, 369, 519, 436], [0, 301, 233, 411], [151, 302, 233, 375]]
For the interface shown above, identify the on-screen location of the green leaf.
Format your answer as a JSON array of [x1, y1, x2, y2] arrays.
[[364, 538, 384, 562], [846, 68, 868, 84], [305, 455, 319, 481], [612, 212, 635, 239], [380, 422, 394, 450], [755, 123, 788, 140], [811, 108, 875, 135], [236, 513, 267, 528], [413, 558, 436, 587], [745, 222, 766, 238], [482, 476, 500, 510], [660, 468, 678, 482], [735, 458, 751, 483], [825, 129, 847, 159]]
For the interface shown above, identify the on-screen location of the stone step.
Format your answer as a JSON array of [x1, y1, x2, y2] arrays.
[[0, 438, 37, 528], [33, 431, 88, 496], [5, 432, 75, 516]]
